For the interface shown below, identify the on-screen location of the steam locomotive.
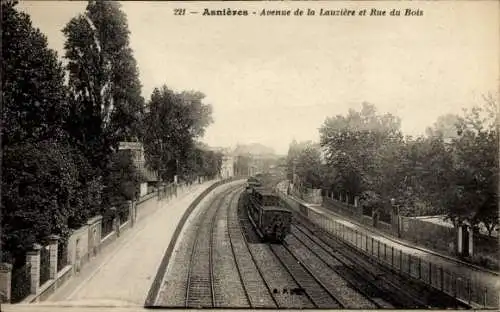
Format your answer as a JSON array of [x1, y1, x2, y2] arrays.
[[245, 177, 292, 243]]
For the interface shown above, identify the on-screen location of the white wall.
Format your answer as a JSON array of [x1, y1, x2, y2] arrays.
[[140, 183, 148, 197]]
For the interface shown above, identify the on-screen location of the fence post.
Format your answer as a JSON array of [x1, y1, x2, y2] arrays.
[[408, 254, 412, 276], [440, 267, 444, 291], [0, 263, 12, 303], [377, 240, 380, 259], [483, 287, 487, 307], [418, 257, 422, 280], [128, 200, 136, 227], [467, 279, 471, 304], [453, 274, 457, 297], [429, 262, 432, 285], [26, 244, 41, 294], [391, 246, 394, 267], [47, 234, 60, 280], [384, 243, 387, 262], [371, 237, 374, 255], [399, 251, 403, 273]]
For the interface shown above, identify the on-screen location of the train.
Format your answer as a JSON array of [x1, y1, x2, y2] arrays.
[[245, 176, 292, 243]]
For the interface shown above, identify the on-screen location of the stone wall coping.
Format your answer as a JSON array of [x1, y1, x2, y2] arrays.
[[87, 215, 103, 225], [27, 243, 42, 253], [0, 263, 13, 272], [47, 234, 60, 242], [70, 224, 89, 236]]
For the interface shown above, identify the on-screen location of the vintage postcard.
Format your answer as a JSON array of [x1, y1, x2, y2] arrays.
[[1, 1, 498, 311]]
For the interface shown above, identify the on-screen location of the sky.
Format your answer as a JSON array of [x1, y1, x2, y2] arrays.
[[18, 1, 499, 155]]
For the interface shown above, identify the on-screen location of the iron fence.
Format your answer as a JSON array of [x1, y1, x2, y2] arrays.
[[118, 202, 130, 225], [158, 183, 177, 201], [57, 241, 68, 271], [306, 208, 499, 308], [101, 214, 114, 238], [10, 263, 31, 303], [39, 245, 51, 286]]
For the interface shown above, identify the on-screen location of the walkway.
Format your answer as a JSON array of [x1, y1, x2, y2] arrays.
[[39, 180, 218, 306]]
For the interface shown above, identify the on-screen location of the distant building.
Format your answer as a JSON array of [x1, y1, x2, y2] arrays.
[[220, 154, 234, 178]]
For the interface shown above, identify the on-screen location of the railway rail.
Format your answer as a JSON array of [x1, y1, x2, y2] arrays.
[[293, 213, 472, 309], [159, 180, 469, 309], [227, 190, 277, 308]]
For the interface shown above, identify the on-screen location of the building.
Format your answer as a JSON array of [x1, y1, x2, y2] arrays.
[[220, 154, 234, 179]]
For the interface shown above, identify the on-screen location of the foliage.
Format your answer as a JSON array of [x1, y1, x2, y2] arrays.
[[318, 102, 402, 208], [142, 85, 214, 182], [1, 141, 98, 264], [181, 145, 222, 181], [62, 0, 145, 213], [286, 141, 323, 190], [1, 1, 101, 264], [1, 0, 69, 147], [102, 151, 139, 206], [62, 0, 144, 173], [291, 98, 498, 233], [445, 99, 499, 231]]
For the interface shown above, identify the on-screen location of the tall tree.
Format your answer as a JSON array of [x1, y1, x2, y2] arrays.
[[446, 97, 499, 231], [1, 0, 100, 264], [142, 86, 213, 182], [62, 0, 145, 173], [319, 102, 402, 198], [2, 0, 69, 146]]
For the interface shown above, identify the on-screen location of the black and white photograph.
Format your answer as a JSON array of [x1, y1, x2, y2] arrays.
[[1, 1, 498, 311]]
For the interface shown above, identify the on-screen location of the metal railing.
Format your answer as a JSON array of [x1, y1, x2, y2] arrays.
[[306, 208, 498, 308], [39, 245, 51, 286], [57, 241, 68, 271], [101, 215, 114, 238], [158, 183, 177, 201]]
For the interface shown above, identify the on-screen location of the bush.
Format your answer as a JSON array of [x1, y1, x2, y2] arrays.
[[1, 141, 89, 263], [101, 150, 138, 215]]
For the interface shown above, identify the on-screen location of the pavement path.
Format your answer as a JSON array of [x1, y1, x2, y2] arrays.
[[42, 180, 219, 306]]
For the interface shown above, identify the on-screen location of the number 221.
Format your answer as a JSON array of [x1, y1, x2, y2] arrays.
[[174, 9, 186, 16]]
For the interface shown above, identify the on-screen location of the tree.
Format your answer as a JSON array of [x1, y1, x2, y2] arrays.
[[286, 141, 323, 190], [1, 1, 100, 264], [142, 86, 213, 182], [2, 141, 100, 265], [425, 113, 462, 141], [445, 97, 499, 232], [2, 0, 69, 147], [62, 0, 145, 174], [319, 102, 402, 199]]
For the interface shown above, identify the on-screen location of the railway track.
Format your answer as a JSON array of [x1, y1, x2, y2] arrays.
[[210, 189, 250, 307], [293, 214, 471, 309], [155, 184, 230, 306], [161, 183, 457, 309], [184, 188, 227, 307], [227, 190, 277, 308], [237, 192, 314, 308], [269, 243, 343, 308], [289, 224, 394, 308], [282, 232, 387, 308]]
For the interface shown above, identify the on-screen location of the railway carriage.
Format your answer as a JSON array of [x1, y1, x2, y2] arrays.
[[246, 187, 292, 243]]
